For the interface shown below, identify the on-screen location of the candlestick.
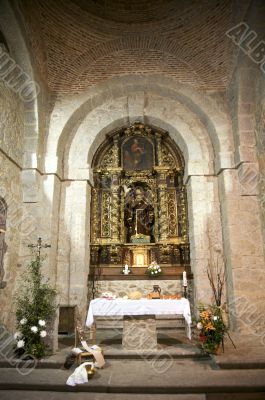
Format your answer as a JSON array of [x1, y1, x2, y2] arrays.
[[183, 270, 188, 287]]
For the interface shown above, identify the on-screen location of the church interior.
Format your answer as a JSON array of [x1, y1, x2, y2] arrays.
[[0, 0, 265, 397]]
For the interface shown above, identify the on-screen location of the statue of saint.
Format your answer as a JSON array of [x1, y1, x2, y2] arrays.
[[125, 187, 154, 243]]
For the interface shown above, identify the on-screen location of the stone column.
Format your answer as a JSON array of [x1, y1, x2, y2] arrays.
[[218, 169, 265, 332], [57, 181, 90, 330], [186, 175, 224, 305]]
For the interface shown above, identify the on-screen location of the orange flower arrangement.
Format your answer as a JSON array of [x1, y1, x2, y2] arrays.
[[195, 303, 227, 353]]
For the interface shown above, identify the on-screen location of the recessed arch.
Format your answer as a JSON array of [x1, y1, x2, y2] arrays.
[[45, 75, 235, 177]]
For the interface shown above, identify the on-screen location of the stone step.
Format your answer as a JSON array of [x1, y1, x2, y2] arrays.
[[0, 392, 264, 400], [0, 391, 207, 400], [0, 360, 264, 398]]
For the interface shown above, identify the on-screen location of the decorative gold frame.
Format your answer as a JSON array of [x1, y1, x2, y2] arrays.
[[90, 122, 189, 268]]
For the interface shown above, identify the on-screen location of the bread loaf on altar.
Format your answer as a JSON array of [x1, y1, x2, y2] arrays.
[[128, 291, 142, 300]]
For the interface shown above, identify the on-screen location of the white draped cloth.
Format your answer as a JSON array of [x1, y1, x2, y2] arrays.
[[66, 362, 95, 386], [86, 298, 192, 339]]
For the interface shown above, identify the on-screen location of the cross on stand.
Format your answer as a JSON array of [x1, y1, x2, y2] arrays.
[[28, 237, 51, 258]]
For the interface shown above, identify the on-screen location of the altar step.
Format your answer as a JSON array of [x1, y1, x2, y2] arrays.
[[0, 358, 264, 400], [1, 330, 264, 399]]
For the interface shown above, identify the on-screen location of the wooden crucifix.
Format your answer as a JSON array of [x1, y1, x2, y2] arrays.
[[28, 237, 51, 258]]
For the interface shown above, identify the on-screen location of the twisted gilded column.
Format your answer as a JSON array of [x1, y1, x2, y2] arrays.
[[91, 187, 100, 243], [110, 170, 122, 242], [158, 182, 168, 241]]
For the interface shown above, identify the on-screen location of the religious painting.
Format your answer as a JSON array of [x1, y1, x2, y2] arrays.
[[122, 136, 154, 171]]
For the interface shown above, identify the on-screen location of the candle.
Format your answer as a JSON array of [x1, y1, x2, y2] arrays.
[[183, 271, 188, 287], [123, 264, 130, 275]]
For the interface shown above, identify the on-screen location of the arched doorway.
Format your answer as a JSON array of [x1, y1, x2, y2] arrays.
[[89, 122, 190, 283]]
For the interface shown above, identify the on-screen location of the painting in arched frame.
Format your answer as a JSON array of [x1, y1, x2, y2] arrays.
[[122, 136, 154, 171]]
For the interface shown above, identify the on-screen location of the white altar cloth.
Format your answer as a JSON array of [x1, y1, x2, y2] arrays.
[[86, 298, 192, 339]]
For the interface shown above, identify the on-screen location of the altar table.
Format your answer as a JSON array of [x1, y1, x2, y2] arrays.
[[86, 298, 192, 341]]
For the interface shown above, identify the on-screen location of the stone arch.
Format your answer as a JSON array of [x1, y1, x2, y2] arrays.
[[46, 75, 234, 177], [59, 115, 224, 307], [64, 102, 213, 181]]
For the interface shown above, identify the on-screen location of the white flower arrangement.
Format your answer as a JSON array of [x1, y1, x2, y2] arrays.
[[20, 318, 27, 325], [146, 261, 162, 278], [197, 322, 203, 330], [17, 339, 25, 348], [14, 331, 22, 340], [14, 322, 48, 351]]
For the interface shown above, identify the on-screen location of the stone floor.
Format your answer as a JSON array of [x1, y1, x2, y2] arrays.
[[0, 325, 265, 399]]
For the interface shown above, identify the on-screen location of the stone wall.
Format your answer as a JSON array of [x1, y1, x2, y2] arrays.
[[0, 74, 25, 329], [218, 167, 265, 332], [0, 81, 24, 164], [94, 280, 183, 299]]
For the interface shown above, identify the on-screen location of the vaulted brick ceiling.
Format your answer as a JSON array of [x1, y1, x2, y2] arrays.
[[17, 0, 251, 94]]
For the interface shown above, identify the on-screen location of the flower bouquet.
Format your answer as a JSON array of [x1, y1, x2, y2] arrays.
[[194, 254, 236, 354], [146, 261, 162, 278], [195, 303, 227, 354], [14, 319, 48, 358]]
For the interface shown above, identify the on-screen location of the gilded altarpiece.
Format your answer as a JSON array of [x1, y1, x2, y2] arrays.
[[90, 122, 190, 278]]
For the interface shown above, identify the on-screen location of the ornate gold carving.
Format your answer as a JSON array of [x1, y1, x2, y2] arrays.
[[131, 246, 149, 266], [158, 186, 168, 241], [124, 121, 152, 137], [101, 191, 111, 237], [90, 122, 190, 269], [90, 245, 100, 265], [167, 189, 178, 237], [112, 139, 119, 167], [100, 148, 114, 169], [91, 188, 100, 243], [161, 144, 176, 168], [110, 244, 121, 264], [111, 187, 120, 241], [159, 244, 173, 264], [179, 186, 188, 242]]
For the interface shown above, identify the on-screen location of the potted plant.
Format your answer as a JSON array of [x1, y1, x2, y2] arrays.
[[14, 250, 57, 359], [196, 303, 227, 354], [194, 256, 235, 354]]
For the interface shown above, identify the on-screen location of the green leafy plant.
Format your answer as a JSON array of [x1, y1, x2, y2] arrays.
[[14, 252, 57, 359]]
